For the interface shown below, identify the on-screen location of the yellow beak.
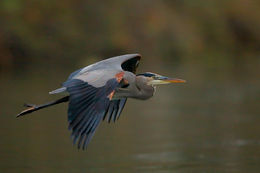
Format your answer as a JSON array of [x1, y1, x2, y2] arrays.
[[162, 78, 186, 83], [149, 76, 186, 85]]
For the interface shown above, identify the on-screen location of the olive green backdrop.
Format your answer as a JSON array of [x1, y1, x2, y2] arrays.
[[0, 1, 259, 172]]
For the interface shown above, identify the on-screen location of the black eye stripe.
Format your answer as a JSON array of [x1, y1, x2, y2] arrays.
[[137, 73, 156, 77]]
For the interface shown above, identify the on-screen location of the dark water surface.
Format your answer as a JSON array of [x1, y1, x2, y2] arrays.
[[0, 62, 259, 173]]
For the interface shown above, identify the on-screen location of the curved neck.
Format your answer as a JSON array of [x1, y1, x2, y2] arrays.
[[113, 75, 155, 100], [135, 76, 155, 100]]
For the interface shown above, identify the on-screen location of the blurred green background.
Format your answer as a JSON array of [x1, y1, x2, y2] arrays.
[[0, 0, 260, 172]]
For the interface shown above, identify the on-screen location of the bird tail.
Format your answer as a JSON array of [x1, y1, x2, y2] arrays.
[[17, 96, 69, 117]]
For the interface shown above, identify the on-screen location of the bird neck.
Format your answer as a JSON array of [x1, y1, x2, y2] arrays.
[[135, 76, 155, 100]]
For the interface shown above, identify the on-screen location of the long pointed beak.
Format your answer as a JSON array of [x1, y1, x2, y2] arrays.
[[160, 77, 186, 83], [148, 76, 186, 85]]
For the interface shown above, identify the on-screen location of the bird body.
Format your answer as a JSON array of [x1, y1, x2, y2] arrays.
[[17, 54, 185, 149]]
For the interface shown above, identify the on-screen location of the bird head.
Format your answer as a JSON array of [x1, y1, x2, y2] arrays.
[[137, 72, 186, 86]]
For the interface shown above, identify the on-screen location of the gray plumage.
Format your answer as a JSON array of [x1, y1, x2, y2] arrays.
[[17, 54, 185, 150]]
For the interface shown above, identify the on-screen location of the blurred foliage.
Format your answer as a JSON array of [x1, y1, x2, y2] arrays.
[[0, 0, 260, 73]]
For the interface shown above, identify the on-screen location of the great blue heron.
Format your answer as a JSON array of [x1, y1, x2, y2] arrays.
[[17, 54, 185, 149]]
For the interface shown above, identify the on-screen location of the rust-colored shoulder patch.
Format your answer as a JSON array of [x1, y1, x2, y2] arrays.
[[115, 71, 125, 82], [108, 90, 115, 100], [108, 71, 124, 100]]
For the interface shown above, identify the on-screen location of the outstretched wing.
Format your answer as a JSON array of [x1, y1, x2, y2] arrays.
[[68, 54, 141, 81], [62, 54, 141, 149], [49, 54, 141, 95], [63, 71, 126, 149]]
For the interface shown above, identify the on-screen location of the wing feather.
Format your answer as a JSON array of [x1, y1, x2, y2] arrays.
[[64, 78, 119, 149], [112, 102, 119, 122], [116, 98, 127, 120], [103, 98, 127, 123], [61, 54, 140, 149]]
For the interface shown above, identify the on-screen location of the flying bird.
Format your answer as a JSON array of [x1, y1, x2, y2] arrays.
[[17, 54, 186, 149]]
